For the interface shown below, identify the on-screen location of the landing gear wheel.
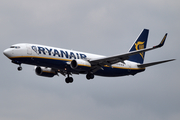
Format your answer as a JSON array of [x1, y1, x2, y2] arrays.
[[86, 75, 91, 80], [69, 77, 73, 83], [65, 78, 69, 83], [65, 77, 73, 83], [86, 73, 94, 80], [17, 66, 22, 71]]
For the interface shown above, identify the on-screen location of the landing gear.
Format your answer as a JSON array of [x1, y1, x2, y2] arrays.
[[17, 64, 22, 71], [86, 73, 94, 80], [64, 72, 94, 83], [17, 66, 22, 71], [65, 77, 73, 83], [65, 73, 73, 83], [11, 61, 22, 71]]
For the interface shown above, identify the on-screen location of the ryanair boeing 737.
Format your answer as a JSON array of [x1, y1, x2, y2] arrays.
[[3, 29, 175, 83]]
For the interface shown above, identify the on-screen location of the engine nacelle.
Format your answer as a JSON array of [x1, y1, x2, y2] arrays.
[[35, 66, 56, 77], [70, 59, 91, 71]]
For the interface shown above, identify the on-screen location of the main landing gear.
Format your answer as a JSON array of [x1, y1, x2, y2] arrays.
[[65, 72, 95, 84], [65, 74, 73, 83], [86, 72, 94, 80]]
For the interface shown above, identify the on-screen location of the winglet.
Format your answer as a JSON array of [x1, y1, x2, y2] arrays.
[[154, 33, 168, 48]]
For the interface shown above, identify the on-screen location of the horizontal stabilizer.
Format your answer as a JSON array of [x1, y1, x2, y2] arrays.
[[138, 59, 175, 68]]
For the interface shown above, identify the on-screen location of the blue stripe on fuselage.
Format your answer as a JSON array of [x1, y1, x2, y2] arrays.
[[10, 56, 145, 77]]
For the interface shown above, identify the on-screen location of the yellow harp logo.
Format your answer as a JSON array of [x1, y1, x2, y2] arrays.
[[135, 41, 145, 59]]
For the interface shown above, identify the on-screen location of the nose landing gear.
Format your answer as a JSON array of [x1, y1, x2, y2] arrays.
[[11, 60, 22, 71], [17, 66, 22, 71]]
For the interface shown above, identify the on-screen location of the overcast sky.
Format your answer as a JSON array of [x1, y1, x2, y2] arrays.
[[0, 0, 180, 120]]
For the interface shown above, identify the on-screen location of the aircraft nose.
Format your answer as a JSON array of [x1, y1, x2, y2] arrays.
[[3, 48, 12, 58]]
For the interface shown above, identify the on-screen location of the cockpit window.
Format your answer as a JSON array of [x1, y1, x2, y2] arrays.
[[10, 46, 20, 49]]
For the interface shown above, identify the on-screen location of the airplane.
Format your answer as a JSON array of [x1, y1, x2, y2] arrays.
[[3, 29, 175, 83]]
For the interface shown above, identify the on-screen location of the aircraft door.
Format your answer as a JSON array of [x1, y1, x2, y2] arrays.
[[12, 49, 14, 54], [127, 62, 131, 72], [26, 45, 32, 55]]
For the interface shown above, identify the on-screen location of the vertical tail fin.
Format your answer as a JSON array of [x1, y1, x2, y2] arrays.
[[128, 29, 149, 64]]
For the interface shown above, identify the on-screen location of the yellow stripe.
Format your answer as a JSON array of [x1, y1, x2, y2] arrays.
[[44, 71, 56, 74], [78, 64, 91, 67], [161, 34, 167, 44], [10, 56, 144, 70], [104, 65, 145, 70], [10, 56, 72, 62], [10, 56, 91, 67]]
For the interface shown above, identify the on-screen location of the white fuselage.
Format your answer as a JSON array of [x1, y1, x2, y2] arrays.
[[3, 43, 144, 77]]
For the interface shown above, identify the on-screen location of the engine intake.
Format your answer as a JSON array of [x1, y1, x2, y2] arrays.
[[35, 66, 56, 77], [70, 59, 91, 71]]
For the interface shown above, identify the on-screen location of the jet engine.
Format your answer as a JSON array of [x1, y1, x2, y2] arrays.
[[70, 59, 91, 71], [35, 66, 57, 77]]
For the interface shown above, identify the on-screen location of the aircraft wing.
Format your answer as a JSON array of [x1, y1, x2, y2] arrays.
[[90, 33, 168, 67]]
